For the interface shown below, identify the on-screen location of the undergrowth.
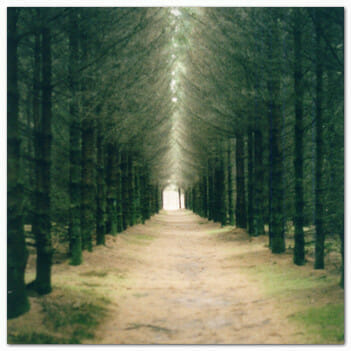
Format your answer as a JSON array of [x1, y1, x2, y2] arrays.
[[8, 286, 109, 344]]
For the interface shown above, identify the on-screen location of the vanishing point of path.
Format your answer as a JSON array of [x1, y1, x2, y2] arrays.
[[90, 210, 301, 344]]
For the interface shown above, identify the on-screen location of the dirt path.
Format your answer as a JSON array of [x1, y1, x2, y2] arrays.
[[92, 210, 301, 344]]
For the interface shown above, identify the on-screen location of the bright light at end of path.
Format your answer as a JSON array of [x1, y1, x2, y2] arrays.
[[172, 97, 178, 103], [163, 185, 184, 210], [171, 8, 181, 17]]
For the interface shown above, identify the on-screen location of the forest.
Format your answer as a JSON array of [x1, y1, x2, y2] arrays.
[[7, 7, 344, 345]]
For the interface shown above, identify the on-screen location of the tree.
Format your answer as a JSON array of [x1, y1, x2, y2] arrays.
[[293, 8, 305, 265], [7, 7, 30, 319]]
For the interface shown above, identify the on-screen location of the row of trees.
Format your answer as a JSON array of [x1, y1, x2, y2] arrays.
[[7, 7, 344, 320], [8, 7, 175, 319], [174, 8, 343, 284]]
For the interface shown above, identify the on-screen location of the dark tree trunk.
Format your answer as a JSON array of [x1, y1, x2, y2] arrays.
[[192, 186, 197, 214], [80, 29, 96, 251], [121, 151, 129, 229], [134, 164, 141, 222], [107, 143, 118, 235], [247, 129, 254, 235], [141, 168, 151, 223], [254, 129, 264, 236], [81, 117, 96, 251], [235, 134, 247, 228], [96, 117, 106, 245], [7, 8, 30, 319], [227, 140, 234, 225], [208, 159, 214, 221], [31, 18, 53, 294], [314, 9, 325, 269], [201, 176, 208, 217], [268, 11, 285, 253], [128, 154, 136, 225], [30, 15, 40, 229], [293, 9, 305, 265], [116, 152, 123, 232], [214, 153, 226, 225], [68, 9, 82, 265]]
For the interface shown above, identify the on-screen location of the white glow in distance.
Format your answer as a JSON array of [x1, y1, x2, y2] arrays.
[[171, 8, 181, 17]]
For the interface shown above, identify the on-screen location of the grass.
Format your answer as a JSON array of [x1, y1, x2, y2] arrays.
[[242, 250, 344, 344], [133, 233, 154, 241], [122, 232, 155, 245], [8, 286, 110, 344], [207, 227, 233, 235], [79, 270, 109, 278], [246, 263, 335, 296], [289, 303, 344, 344]]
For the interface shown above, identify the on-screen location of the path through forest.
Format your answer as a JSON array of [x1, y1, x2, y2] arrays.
[[90, 210, 302, 344]]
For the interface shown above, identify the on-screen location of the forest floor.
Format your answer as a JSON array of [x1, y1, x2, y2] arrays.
[[8, 210, 344, 345]]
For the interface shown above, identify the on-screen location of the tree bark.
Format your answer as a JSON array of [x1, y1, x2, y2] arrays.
[[314, 9, 325, 269], [96, 117, 106, 245], [268, 10, 285, 253], [81, 117, 96, 251], [235, 134, 247, 228], [31, 16, 53, 294], [293, 9, 305, 265], [121, 151, 129, 229], [68, 9, 82, 265], [247, 129, 254, 235], [107, 143, 118, 235], [7, 8, 30, 319], [254, 129, 264, 236], [227, 140, 234, 225]]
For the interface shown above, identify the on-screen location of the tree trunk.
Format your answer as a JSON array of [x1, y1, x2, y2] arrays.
[[116, 152, 123, 232], [81, 117, 96, 251], [314, 9, 325, 269], [254, 129, 264, 236], [7, 8, 30, 318], [134, 164, 141, 222], [128, 153, 136, 225], [293, 9, 305, 265], [31, 18, 53, 294], [268, 10, 285, 254], [121, 151, 129, 229], [107, 143, 118, 235], [68, 9, 82, 265], [96, 117, 106, 245], [141, 168, 151, 223], [247, 129, 254, 235], [214, 152, 226, 225], [208, 159, 214, 221], [227, 140, 234, 225], [235, 134, 247, 228], [178, 187, 182, 209]]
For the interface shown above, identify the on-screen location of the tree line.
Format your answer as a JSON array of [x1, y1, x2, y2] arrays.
[[8, 7, 174, 319], [175, 8, 343, 284], [7, 7, 344, 321]]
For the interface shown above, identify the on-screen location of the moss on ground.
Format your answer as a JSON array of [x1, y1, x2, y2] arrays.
[[8, 286, 109, 344], [289, 303, 344, 344], [242, 252, 344, 344], [207, 227, 233, 235]]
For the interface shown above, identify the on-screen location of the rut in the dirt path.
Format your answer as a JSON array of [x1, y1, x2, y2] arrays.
[[92, 210, 300, 344]]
